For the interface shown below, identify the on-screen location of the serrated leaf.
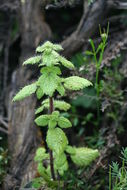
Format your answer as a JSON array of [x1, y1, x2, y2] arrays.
[[35, 115, 50, 127], [34, 147, 49, 162], [55, 153, 67, 168], [40, 66, 61, 75], [13, 83, 37, 101], [59, 56, 74, 69], [35, 106, 44, 114], [42, 52, 59, 66], [36, 87, 44, 99], [37, 163, 46, 176], [58, 160, 68, 176], [38, 73, 59, 97], [64, 76, 92, 91], [48, 119, 57, 129], [71, 147, 99, 167], [42, 99, 71, 111], [53, 44, 63, 51], [56, 84, 65, 96], [36, 41, 63, 53], [54, 100, 71, 111], [46, 128, 68, 155], [23, 56, 41, 65], [58, 116, 72, 128], [36, 41, 53, 53], [65, 145, 76, 155]]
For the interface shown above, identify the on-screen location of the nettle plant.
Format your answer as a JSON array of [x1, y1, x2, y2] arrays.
[[13, 41, 99, 188]]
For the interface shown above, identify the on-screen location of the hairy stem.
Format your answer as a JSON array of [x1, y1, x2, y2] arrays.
[[49, 97, 56, 180]]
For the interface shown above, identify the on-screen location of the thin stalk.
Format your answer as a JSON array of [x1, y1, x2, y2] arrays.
[[94, 53, 100, 123], [49, 97, 56, 180]]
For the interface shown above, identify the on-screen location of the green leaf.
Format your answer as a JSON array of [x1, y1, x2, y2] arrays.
[[36, 87, 44, 99], [35, 106, 44, 114], [64, 76, 92, 91], [65, 145, 76, 155], [58, 161, 68, 176], [85, 50, 93, 56], [48, 111, 59, 128], [48, 119, 57, 129], [34, 147, 49, 162], [96, 43, 103, 54], [35, 115, 50, 127], [36, 41, 53, 53], [56, 83, 65, 96], [46, 128, 68, 155], [37, 163, 45, 176], [40, 66, 61, 75], [41, 52, 59, 66], [58, 116, 72, 128], [42, 99, 71, 111], [23, 56, 41, 65], [55, 153, 67, 168], [53, 44, 63, 51], [71, 147, 99, 167], [59, 56, 74, 69], [13, 83, 37, 101], [32, 177, 43, 189], [88, 39, 95, 52], [54, 100, 71, 111], [36, 41, 63, 53], [38, 73, 59, 97]]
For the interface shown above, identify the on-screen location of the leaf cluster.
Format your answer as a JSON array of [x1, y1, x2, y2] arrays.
[[13, 41, 99, 188]]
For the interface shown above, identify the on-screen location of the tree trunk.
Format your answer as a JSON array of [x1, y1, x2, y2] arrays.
[[3, 1, 52, 189]]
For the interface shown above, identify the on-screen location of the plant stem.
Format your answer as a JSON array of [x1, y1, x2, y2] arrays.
[[49, 97, 56, 180], [94, 53, 100, 123]]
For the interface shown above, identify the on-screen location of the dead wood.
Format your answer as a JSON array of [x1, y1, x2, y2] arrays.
[[3, 0, 52, 189]]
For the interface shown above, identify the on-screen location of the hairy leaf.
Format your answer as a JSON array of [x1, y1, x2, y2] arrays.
[[13, 83, 37, 101], [38, 73, 58, 97], [58, 161, 68, 176], [58, 116, 72, 128], [56, 83, 65, 96], [71, 148, 99, 167], [36, 87, 44, 100], [59, 56, 74, 69], [35, 106, 44, 115], [41, 52, 59, 66], [23, 56, 41, 65], [55, 153, 67, 168], [46, 128, 68, 155], [65, 145, 76, 155], [34, 147, 48, 162], [48, 120, 57, 129], [35, 115, 50, 127], [39, 99, 71, 112], [64, 76, 92, 91]]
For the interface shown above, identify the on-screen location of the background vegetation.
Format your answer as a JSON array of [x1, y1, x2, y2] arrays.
[[0, 0, 127, 189]]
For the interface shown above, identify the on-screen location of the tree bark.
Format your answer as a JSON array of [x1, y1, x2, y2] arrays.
[[3, 0, 52, 189]]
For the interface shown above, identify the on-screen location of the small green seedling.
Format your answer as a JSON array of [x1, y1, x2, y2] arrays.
[[109, 148, 127, 190], [13, 41, 99, 189], [85, 23, 109, 122]]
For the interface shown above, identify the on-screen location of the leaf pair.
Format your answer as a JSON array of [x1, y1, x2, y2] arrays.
[[35, 99, 71, 114], [35, 111, 72, 129]]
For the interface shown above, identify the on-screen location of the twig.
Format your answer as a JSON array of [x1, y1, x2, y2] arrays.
[[0, 117, 8, 129], [0, 126, 8, 134]]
